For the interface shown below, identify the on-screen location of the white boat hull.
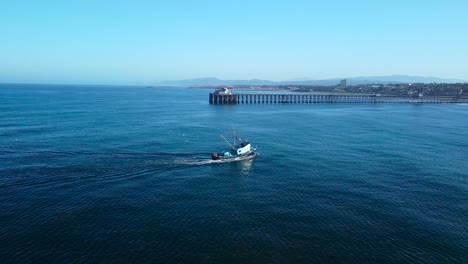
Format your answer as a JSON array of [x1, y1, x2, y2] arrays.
[[210, 150, 257, 163]]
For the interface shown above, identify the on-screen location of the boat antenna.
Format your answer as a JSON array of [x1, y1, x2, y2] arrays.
[[220, 135, 235, 150]]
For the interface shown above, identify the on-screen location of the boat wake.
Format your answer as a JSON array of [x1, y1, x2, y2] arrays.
[[0, 149, 212, 158], [0, 150, 259, 189], [0, 149, 257, 167]]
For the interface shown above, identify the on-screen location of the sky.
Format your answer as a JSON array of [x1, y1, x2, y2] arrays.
[[1, 0, 467, 85]]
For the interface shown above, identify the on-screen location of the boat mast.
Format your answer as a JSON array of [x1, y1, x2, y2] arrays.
[[220, 135, 235, 150], [233, 129, 236, 147]]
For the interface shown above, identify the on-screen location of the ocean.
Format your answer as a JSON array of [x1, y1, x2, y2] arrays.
[[0, 84, 467, 263]]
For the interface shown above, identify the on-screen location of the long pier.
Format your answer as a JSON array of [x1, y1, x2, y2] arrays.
[[209, 93, 468, 104]]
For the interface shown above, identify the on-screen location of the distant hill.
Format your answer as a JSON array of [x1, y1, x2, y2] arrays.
[[156, 75, 465, 86], [157, 77, 276, 86], [341, 75, 465, 85]]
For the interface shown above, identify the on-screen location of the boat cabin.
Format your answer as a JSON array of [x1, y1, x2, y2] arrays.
[[235, 141, 251, 155]]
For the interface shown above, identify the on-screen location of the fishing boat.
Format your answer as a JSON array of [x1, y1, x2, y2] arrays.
[[211, 132, 257, 161]]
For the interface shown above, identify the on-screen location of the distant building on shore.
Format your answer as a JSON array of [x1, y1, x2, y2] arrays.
[[340, 79, 347, 88]]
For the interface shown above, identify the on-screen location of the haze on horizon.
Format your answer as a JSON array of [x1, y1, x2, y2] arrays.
[[1, 0, 467, 85]]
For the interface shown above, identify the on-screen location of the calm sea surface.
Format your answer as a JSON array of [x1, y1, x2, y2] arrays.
[[1, 84, 467, 263]]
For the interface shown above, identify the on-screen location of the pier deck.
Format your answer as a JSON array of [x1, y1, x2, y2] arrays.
[[209, 93, 468, 104]]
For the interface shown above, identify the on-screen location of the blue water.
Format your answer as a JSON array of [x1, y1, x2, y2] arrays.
[[1, 84, 467, 263]]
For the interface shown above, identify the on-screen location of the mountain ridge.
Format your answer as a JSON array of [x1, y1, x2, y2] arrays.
[[157, 75, 466, 86]]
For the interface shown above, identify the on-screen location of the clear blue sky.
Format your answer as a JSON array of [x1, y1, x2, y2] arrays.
[[1, 0, 467, 84]]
